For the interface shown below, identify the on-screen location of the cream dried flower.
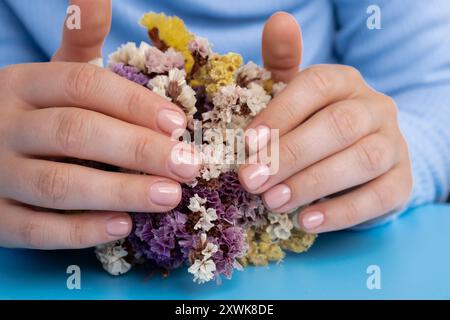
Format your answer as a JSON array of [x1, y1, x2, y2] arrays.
[[148, 74, 170, 98], [240, 83, 271, 116], [108, 42, 150, 72], [147, 69, 197, 115], [188, 194, 207, 212], [95, 239, 132, 276], [266, 212, 294, 241], [236, 61, 271, 86], [194, 207, 218, 232], [188, 257, 216, 284], [201, 242, 219, 260]]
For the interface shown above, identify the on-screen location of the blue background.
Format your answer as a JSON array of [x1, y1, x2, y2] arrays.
[[0, 204, 449, 299]]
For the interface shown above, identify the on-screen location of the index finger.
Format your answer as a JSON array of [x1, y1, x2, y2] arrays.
[[8, 62, 187, 135]]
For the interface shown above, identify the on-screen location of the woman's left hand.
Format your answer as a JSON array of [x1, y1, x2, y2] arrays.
[[238, 12, 413, 233]]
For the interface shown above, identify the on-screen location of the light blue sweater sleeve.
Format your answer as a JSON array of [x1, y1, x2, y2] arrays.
[[333, 0, 450, 227]]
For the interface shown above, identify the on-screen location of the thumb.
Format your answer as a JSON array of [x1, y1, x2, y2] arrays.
[[52, 0, 111, 63], [262, 12, 302, 83]]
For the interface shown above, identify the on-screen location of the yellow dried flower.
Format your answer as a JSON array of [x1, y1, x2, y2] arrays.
[[280, 229, 317, 253], [249, 253, 269, 266], [140, 12, 194, 73], [263, 79, 274, 93], [190, 53, 243, 93], [259, 230, 272, 243], [240, 228, 286, 266], [266, 244, 285, 261]]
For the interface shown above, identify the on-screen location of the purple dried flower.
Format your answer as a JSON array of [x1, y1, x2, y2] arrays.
[[218, 171, 266, 228], [128, 171, 251, 278], [213, 226, 247, 278], [110, 63, 150, 86], [129, 212, 186, 270]]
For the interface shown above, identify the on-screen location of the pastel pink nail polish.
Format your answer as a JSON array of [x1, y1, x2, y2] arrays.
[[264, 184, 291, 210], [157, 109, 185, 134], [246, 125, 270, 154], [241, 164, 271, 191], [149, 181, 180, 206], [106, 216, 131, 237], [301, 211, 324, 230], [169, 143, 200, 179]]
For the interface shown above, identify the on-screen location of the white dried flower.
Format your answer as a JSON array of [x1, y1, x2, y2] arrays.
[[147, 74, 170, 99], [188, 257, 216, 284], [147, 69, 197, 115], [266, 212, 294, 240], [168, 68, 187, 85], [200, 165, 221, 181], [236, 61, 271, 84], [201, 242, 219, 260], [95, 239, 132, 276], [108, 42, 150, 71], [240, 83, 271, 115], [194, 207, 218, 232], [185, 179, 199, 188], [212, 85, 240, 112], [209, 83, 269, 133], [188, 194, 217, 231], [178, 85, 197, 116], [188, 194, 207, 212]]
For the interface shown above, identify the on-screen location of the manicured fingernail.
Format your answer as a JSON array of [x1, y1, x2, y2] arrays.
[[240, 164, 271, 191], [301, 211, 324, 230], [247, 125, 270, 153], [157, 109, 185, 134], [264, 184, 291, 210], [149, 181, 180, 206], [169, 143, 200, 179], [106, 216, 131, 237]]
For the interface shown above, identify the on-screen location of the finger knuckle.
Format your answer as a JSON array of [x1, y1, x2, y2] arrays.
[[124, 89, 146, 120], [271, 95, 299, 126], [305, 65, 332, 98], [356, 138, 385, 173], [21, 218, 46, 249], [54, 109, 91, 154], [303, 167, 324, 192], [370, 184, 394, 213], [327, 104, 362, 146], [340, 65, 362, 81], [35, 165, 70, 206], [130, 134, 152, 167], [67, 221, 86, 248], [110, 178, 130, 210], [280, 140, 304, 168], [65, 63, 100, 103], [381, 94, 398, 119], [342, 198, 360, 226]]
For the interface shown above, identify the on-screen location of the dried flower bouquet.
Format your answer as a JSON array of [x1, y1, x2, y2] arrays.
[[95, 12, 316, 284]]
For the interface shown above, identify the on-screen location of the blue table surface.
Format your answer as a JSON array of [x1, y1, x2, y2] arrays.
[[1, 204, 449, 300]]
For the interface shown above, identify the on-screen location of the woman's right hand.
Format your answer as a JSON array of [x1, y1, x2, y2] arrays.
[[0, 0, 199, 250]]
